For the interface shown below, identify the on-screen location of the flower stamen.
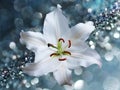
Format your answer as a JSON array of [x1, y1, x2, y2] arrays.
[[59, 58, 66, 61], [68, 40, 71, 48], [58, 38, 65, 43], [63, 51, 71, 55], [48, 38, 72, 61], [50, 53, 59, 57], [48, 43, 57, 49]]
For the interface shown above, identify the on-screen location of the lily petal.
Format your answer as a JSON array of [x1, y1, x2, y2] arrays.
[[20, 31, 46, 51], [71, 21, 95, 41], [67, 40, 89, 53], [43, 7, 70, 44], [53, 64, 72, 85], [20, 31, 51, 62], [34, 48, 53, 63], [23, 57, 61, 76], [66, 56, 82, 69], [81, 48, 102, 67], [67, 51, 102, 69]]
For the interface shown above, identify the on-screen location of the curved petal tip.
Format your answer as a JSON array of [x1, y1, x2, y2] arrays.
[[53, 67, 73, 86], [86, 21, 94, 26], [57, 4, 62, 9]]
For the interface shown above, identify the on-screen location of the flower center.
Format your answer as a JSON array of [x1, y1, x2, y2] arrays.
[[48, 38, 71, 61]]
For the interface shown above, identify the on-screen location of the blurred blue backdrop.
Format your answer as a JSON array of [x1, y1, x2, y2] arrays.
[[0, 0, 120, 90]]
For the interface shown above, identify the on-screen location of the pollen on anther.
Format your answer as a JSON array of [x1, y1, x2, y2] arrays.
[[59, 58, 66, 61], [68, 40, 71, 48], [58, 38, 65, 43], [48, 43, 52, 47], [63, 51, 71, 55], [50, 53, 59, 57]]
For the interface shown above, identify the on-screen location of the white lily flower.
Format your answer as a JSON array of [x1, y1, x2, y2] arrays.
[[20, 6, 102, 85]]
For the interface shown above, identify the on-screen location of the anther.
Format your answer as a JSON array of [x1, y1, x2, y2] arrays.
[[59, 58, 66, 61], [68, 40, 71, 48], [48, 43, 53, 47], [50, 53, 59, 57], [58, 38, 65, 43], [48, 43, 57, 49], [63, 51, 71, 55]]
